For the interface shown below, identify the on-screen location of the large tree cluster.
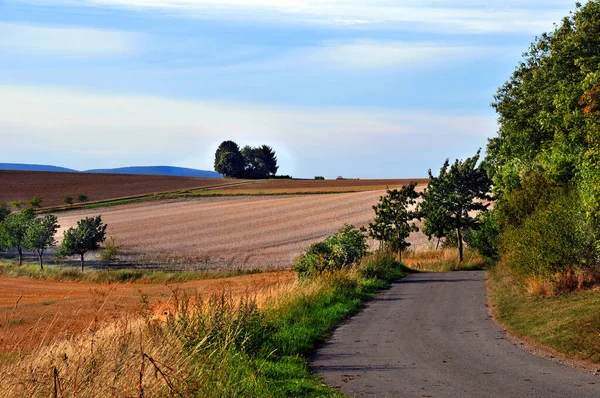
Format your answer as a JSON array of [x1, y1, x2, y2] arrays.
[[214, 140, 279, 179], [483, 1, 600, 276]]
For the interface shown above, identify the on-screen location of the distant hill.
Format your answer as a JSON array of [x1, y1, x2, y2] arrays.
[[0, 163, 76, 173], [84, 166, 222, 178], [0, 163, 221, 178]]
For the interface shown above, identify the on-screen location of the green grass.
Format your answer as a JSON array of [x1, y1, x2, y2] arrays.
[[173, 254, 408, 397], [0, 261, 262, 284], [487, 265, 600, 363]]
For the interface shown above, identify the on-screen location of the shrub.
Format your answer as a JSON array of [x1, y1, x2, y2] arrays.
[[500, 191, 597, 277], [29, 195, 42, 208], [99, 236, 122, 262], [314, 176, 325, 180], [64, 195, 74, 205], [293, 224, 367, 278], [78, 194, 88, 202], [465, 211, 500, 260], [356, 251, 402, 280]]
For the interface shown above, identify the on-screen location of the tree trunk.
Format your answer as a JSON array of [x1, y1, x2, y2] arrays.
[[397, 249, 402, 261], [436, 237, 440, 250], [18, 247, 23, 266], [39, 253, 44, 270], [457, 228, 464, 263], [81, 254, 85, 272]]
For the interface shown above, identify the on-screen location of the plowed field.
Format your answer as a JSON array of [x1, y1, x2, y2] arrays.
[[0, 171, 227, 208], [56, 190, 427, 269]]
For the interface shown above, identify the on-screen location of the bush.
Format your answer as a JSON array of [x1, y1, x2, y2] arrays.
[[64, 195, 74, 205], [356, 251, 403, 280], [78, 194, 88, 202], [99, 236, 122, 262], [465, 211, 500, 260], [314, 176, 325, 180], [29, 195, 42, 208], [500, 191, 597, 277], [293, 224, 367, 278]]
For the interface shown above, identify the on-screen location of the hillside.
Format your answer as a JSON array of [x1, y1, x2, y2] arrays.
[[0, 171, 225, 208], [0, 163, 220, 178]]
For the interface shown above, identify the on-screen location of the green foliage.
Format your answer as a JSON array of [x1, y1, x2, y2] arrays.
[[61, 215, 107, 270], [465, 210, 500, 261], [78, 193, 88, 202], [0, 203, 10, 223], [214, 140, 280, 179], [356, 251, 409, 280], [501, 190, 597, 277], [99, 236, 122, 262], [214, 140, 246, 178], [420, 150, 491, 261], [24, 215, 59, 269], [242, 144, 279, 179], [63, 195, 73, 205], [293, 225, 367, 278], [0, 209, 35, 265], [368, 183, 419, 258], [29, 194, 42, 208], [314, 176, 325, 180]]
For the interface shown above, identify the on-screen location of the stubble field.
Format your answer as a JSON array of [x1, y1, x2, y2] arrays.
[[55, 190, 429, 269]]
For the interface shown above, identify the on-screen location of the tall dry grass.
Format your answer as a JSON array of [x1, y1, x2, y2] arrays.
[[403, 248, 485, 272]]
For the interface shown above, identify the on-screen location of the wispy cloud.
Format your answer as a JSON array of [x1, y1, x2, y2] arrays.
[[50, 0, 575, 34], [0, 84, 496, 176], [0, 22, 141, 58]]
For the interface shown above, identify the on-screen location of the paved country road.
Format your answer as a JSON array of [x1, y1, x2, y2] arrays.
[[311, 271, 600, 397]]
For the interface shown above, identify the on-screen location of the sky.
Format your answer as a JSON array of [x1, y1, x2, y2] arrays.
[[0, 0, 584, 178]]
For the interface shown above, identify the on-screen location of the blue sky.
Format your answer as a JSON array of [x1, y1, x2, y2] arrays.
[[0, 0, 582, 178]]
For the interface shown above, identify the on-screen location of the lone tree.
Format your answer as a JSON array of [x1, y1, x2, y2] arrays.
[[0, 209, 35, 265], [368, 183, 420, 259], [420, 150, 491, 262], [214, 140, 245, 178], [61, 216, 107, 271], [24, 215, 59, 269]]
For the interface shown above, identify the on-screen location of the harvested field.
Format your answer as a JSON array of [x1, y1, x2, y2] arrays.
[[207, 178, 429, 195], [0, 271, 294, 354], [55, 188, 428, 269], [0, 170, 228, 208]]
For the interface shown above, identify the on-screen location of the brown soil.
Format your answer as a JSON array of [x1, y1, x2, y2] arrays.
[[210, 178, 429, 194], [0, 271, 294, 355], [55, 190, 428, 269], [0, 171, 226, 208]]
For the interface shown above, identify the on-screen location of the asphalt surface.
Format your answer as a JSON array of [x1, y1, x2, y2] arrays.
[[311, 271, 600, 397]]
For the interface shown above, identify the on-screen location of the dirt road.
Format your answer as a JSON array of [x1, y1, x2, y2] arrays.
[[311, 272, 600, 397]]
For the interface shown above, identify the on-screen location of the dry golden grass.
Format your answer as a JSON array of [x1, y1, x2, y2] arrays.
[[55, 190, 427, 270], [403, 248, 485, 272]]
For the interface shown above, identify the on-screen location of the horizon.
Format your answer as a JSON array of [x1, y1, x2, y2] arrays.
[[1, 1, 584, 178]]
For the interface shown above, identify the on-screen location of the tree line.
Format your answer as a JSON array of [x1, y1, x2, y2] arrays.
[[214, 140, 279, 178], [0, 205, 107, 271]]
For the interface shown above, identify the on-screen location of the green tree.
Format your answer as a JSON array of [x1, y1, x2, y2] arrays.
[[0, 203, 10, 223], [214, 140, 245, 178], [61, 216, 107, 271], [368, 183, 419, 259], [419, 184, 453, 249], [24, 215, 59, 269], [241, 145, 279, 179], [29, 195, 42, 208], [421, 151, 491, 262], [0, 209, 35, 265]]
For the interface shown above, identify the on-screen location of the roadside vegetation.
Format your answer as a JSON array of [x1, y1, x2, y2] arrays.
[[0, 226, 409, 397], [460, 1, 600, 365]]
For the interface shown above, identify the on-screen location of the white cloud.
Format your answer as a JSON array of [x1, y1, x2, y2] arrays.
[[0, 22, 141, 58], [50, 0, 575, 34], [0, 84, 497, 175]]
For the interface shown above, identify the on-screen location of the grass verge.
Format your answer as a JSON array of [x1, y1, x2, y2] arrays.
[[487, 264, 600, 364], [0, 252, 409, 397], [0, 261, 261, 284]]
